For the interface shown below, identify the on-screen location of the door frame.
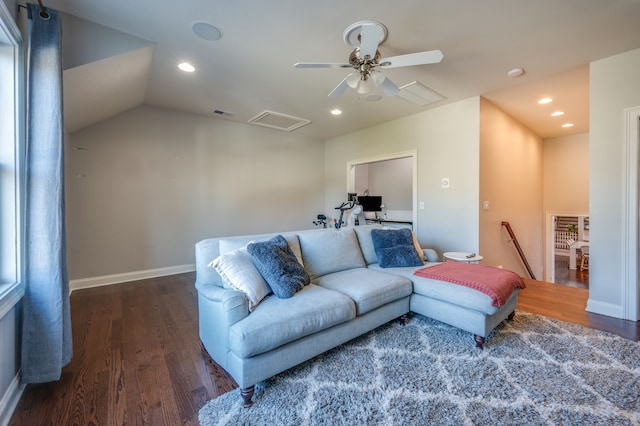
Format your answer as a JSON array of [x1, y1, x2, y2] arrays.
[[622, 106, 640, 321], [346, 150, 418, 233]]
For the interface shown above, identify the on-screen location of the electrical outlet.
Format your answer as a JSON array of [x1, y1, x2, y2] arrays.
[[419, 201, 425, 210], [483, 201, 490, 210]]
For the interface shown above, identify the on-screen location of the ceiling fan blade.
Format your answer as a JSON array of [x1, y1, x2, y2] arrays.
[[359, 23, 384, 59], [381, 50, 444, 68], [328, 77, 350, 98], [294, 62, 351, 68], [378, 77, 400, 96]]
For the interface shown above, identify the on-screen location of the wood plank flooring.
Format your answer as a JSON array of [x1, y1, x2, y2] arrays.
[[554, 255, 589, 289], [9, 272, 639, 425]]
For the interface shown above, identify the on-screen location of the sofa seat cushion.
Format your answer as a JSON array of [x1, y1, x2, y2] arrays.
[[313, 268, 412, 316], [369, 264, 500, 315], [228, 284, 356, 358]]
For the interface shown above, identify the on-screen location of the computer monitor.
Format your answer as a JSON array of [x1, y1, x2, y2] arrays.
[[357, 196, 382, 212]]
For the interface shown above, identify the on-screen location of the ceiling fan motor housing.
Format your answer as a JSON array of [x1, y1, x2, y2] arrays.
[[349, 47, 382, 65]]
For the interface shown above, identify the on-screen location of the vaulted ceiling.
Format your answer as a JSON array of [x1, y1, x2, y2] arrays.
[[46, 0, 640, 139]]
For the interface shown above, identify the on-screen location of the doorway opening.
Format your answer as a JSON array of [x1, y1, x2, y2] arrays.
[[547, 213, 589, 289], [346, 150, 417, 232]]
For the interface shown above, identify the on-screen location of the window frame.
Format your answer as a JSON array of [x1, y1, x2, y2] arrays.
[[0, 1, 25, 318]]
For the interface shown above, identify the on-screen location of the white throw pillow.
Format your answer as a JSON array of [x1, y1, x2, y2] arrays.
[[208, 247, 271, 311]]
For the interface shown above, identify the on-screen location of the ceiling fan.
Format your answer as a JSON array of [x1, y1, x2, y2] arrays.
[[294, 20, 443, 98]]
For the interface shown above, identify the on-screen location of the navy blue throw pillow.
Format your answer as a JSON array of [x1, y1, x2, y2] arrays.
[[371, 228, 423, 268], [247, 235, 310, 298]]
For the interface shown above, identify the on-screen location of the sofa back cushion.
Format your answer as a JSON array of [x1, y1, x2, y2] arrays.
[[297, 228, 366, 279], [196, 231, 300, 289], [220, 233, 302, 264], [352, 224, 384, 265]]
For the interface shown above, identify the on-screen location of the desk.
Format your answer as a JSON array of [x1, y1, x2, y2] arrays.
[[569, 241, 589, 270], [366, 219, 413, 230], [443, 252, 483, 263]]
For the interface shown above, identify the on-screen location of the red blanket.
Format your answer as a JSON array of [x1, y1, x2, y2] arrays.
[[413, 261, 526, 307]]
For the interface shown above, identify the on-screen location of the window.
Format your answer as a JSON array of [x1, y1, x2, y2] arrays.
[[0, 3, 25, 313]]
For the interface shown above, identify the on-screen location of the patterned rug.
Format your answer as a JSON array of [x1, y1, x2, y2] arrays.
[[199, 312, 640, 425]]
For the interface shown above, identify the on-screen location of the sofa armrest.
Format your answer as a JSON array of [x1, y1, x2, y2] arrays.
[[196, 283, 249, 368], [422, 248, 439, 262], [196, 282, 249, 324]]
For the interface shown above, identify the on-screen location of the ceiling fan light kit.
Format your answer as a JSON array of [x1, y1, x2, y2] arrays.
[[294, 20, 443, 99]]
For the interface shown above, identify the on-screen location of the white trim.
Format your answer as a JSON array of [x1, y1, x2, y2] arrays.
[[0, 283, 23, 320], [586, 298, 624, 319], [69, 264, 196, 292], [346, 150, 418, 234], [622, 106, 640, 321], [0, 373, 25, 426], [0, 0, 25, 299]]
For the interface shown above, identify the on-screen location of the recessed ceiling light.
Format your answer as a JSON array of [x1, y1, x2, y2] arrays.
[[550, 111, 565, 117], [330, 109, 342, 115], [538, 97, 553, 104], [178, 62, 195, 73], [192, 22, 223, 41], [561, 123, 574, 128]]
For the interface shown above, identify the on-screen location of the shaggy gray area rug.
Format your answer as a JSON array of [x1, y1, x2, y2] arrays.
[[199, 312, 640, 425]]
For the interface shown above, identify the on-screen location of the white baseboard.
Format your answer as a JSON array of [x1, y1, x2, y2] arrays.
[[586, 298, 624, 319], [69, 264, 196, 292], [0, 373, 25, 426]]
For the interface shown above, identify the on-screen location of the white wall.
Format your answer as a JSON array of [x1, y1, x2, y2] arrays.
[[353, 164, 369, 195], [543, 133, 589, 214], [589, 47, 640, 318], [479, 99, 544, 278], [325, 97, 481, 256], [66, 105, 325, 281], [367, 157, 413, 211]]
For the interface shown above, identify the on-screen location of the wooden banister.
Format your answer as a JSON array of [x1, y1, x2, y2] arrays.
[[501, 221, 536, 279]]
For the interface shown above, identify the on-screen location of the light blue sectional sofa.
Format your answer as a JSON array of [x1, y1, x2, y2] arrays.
[[195, 225, 519, 407]]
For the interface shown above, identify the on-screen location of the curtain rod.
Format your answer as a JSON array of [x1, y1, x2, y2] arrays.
[[36, 0, 50, 19], [19, 2, 50, 19]]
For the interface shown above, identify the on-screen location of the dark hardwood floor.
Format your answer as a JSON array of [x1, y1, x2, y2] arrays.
[[554, 255, 589, 289], [9, 272, 639, 425], [9, 273, 236, 426]]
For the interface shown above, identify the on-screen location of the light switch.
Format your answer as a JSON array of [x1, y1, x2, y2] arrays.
[[419, 201, 425, 210], [482, 201, 490, 210]]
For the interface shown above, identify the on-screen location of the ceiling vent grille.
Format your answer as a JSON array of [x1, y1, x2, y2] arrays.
[[397, 81, 445, 106], [213, 109, 236, 117], [248, 110, 311, 132]]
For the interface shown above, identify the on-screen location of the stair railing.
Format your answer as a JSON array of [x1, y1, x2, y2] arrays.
[[501, 221, 536, 279]]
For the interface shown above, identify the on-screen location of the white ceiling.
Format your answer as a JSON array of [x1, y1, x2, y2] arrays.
[[48, 0, 640, 139]]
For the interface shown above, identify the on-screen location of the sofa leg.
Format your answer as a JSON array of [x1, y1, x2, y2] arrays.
[[399, 314, 409, 325], [241, 386, 255, 408], [473, 334, 485, 350], [507, 310, 516, 321]]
